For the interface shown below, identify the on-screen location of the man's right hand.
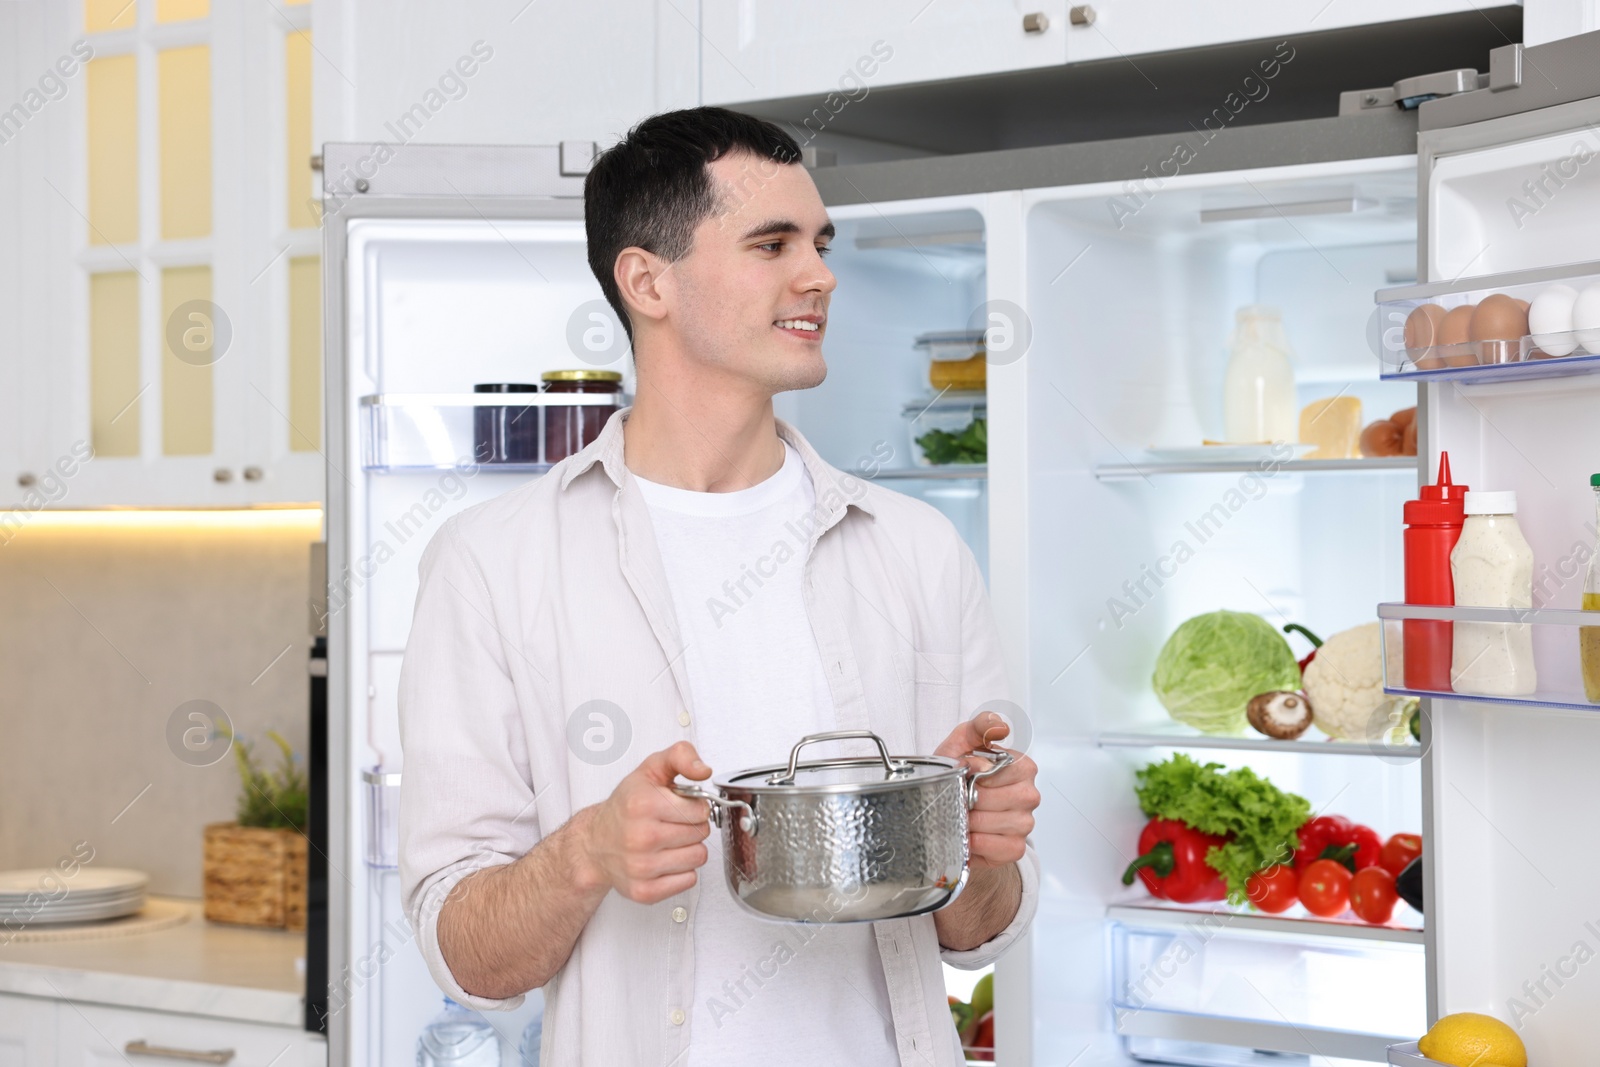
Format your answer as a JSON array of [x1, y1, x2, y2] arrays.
[[577, 741, 713, 904]]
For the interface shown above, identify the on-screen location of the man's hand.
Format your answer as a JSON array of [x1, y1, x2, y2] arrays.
[[576, 741, 714, 904], [934, 710, 1040, 870]]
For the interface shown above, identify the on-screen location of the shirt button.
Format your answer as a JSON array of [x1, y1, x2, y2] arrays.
[[672, 906, 687, 923], [677, 711, 690, 727], [670, 1008, 686, 1026]]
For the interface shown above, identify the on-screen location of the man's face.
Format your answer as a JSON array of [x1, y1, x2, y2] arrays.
[[663, 151, 836, 394]]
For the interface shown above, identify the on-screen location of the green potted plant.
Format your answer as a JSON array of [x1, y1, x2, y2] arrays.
[[202, 731, 310, 931]]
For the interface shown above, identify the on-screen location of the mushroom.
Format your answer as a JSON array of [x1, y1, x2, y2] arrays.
[[1246, 691, 1315, 740]]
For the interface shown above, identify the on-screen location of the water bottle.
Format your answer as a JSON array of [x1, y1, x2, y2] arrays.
[[416, 998, 500, 1067]]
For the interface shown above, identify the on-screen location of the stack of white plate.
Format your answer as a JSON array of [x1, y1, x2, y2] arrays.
[[0, 868, 148, 925]]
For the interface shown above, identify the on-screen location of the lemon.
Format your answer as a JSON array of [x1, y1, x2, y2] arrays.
[[1418, 1012, 1526, 1067]]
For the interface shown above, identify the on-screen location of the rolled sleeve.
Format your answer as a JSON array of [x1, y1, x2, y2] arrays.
[[941, 530, 1039, 970], [398, 517, 539, 1012], [938, 842, 1040, 970]]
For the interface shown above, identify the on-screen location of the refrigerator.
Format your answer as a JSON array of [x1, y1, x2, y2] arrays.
[[320, 30, 1600, 1065]]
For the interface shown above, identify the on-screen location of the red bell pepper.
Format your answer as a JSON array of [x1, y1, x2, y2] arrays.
[[1122, 818, 1228, 903], [1282, 623, 1323, 673], [1293, 814, 1382, 872]]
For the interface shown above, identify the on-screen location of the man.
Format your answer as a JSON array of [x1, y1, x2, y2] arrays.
[[398, 106, 1040, 1066]]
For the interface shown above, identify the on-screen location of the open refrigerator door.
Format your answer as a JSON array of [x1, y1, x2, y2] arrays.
[[1375, 30, 1600, 1066]]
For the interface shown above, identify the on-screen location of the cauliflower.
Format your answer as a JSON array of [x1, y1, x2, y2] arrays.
[[1301, 622, 1404, 740]]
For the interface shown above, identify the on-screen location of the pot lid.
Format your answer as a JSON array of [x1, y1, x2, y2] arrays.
[[724, 754, 963, 792]]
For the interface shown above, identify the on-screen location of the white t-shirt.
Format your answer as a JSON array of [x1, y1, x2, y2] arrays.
[[632, 443, 899, 1067]]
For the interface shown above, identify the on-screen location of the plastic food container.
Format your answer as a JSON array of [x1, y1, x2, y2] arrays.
[[473, 383, 541, 464], [362, 767, 401, 869], [543, 370, 623, 462], [904, 393, 986, 467], [914, 330, 986, 392]]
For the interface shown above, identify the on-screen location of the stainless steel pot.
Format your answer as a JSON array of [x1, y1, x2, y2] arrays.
[[672, 730, 1013, 923]]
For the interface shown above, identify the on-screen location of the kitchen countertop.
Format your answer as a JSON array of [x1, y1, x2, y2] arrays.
[[0, 897, 306, 1026]]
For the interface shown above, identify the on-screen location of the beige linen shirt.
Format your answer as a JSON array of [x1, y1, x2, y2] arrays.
[[397, 409, 1039, 1067]]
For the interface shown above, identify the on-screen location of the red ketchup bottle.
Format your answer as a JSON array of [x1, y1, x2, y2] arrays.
[[1403, 452, 1469, 691]]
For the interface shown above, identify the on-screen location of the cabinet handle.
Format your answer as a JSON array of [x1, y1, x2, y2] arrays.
[[125, 1040, 236, 1064], [213, 467, 234, 483], [1069, 4, 1096, 25], [242, 466, 264, 482], [1022, 11, 1050, 32], [16, 472, 36, 487]]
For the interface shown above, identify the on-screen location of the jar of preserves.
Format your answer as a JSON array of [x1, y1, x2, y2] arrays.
[[543, 370, 622, 463], [473, 383, 541, 464]]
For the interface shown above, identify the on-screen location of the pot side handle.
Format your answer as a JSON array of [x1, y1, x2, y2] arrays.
[[671, 782, 758, 835], [959, 747, 1015, 810]]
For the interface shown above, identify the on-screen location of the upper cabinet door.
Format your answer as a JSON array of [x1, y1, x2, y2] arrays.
[[698, 0, 1069, 106], [1060, 0, 1490, 65]]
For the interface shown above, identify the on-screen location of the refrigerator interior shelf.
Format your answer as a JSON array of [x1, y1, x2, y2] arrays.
[[1096, 457, 1417, 481], [1107, 902, 1424, 945], [1114, 1009, 1406, 1064], [1097, 726, 1421, 760], [1377, 601, 1600, 713], [870, 466, 988, 481], [1375, 259, 1600, 382], [360, 392, 621, 472]]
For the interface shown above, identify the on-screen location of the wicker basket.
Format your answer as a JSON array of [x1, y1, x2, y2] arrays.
[[202, 823, 308, 931]]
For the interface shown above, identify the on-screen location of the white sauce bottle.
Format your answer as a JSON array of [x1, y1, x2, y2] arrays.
[[1450, 490, 1537, 696], [1223, 306, 1297, 444]]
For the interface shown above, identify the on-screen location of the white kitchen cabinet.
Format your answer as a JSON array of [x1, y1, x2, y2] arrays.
[[0, 0, 325, 510], [1060, 0, 1501, 65], [56, 1001, 325, 1067], [696, 0, 1069, 105], [697, 0, 1505, 107], [0, 993, 55, 1066]]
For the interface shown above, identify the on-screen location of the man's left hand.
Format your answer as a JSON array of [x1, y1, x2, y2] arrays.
[[934, 710, 1040, 870]]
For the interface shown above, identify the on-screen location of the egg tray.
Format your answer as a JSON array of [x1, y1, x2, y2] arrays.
[[1374, 261, 1600, 382]]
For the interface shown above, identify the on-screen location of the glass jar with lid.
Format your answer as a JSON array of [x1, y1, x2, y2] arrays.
[[543, 370, 623, 463]]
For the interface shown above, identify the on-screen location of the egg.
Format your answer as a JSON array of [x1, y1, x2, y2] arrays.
[[1573, 283, 1600, 354], [1469, 293, 1530, 341], [1438, 304, 1477, 366], [1528, 284, 1579, 357], [1404, 304, 1447, 368]]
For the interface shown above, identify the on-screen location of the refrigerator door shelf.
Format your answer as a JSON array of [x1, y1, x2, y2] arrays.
[[1387, 1041, 1455, 1067], [1375, 261, 1600, 381], [361, 767, 401, 870], [360, 393, 620, 472], [1378, 602, 1600, 714]]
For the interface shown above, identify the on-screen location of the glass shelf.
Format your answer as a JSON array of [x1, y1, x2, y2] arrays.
[[1377, 601, 1600, 712], [1107, 899, 1424, 945], [360, 392, 619, 472], [1374, 259, 1600, 383], [1095, 457, 1415, 481], [1097, 724, 1421, 760], [872, 465, 987, 480]]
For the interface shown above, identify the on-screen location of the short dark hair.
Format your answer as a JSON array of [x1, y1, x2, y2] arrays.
[[584, 107, 802, 342]]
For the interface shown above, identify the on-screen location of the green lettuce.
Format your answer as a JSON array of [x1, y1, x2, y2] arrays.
[[1134, 753, 1310, 904]]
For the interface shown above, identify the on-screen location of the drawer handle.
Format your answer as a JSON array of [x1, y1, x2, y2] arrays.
[[125, 1040, 236, 1064]]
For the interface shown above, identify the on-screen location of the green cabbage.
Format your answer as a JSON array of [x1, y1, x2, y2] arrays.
[[1152, 611, 1302, 735]]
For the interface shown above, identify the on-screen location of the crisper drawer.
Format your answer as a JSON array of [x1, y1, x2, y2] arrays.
[[55, 1002, 326, 1067], [1109, 911, 1426, 1063]]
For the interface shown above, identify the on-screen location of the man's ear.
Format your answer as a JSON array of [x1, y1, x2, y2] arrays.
[[614, 247, 672, 329]]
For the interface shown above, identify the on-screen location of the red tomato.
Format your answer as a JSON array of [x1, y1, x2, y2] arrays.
[[968, 1010, 995, 1062], [1245, 864, 1299, 914], [1298, 859, 1353, 917], [1379, 833, 1422, 877], [1350, 866, 1400, 924]]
